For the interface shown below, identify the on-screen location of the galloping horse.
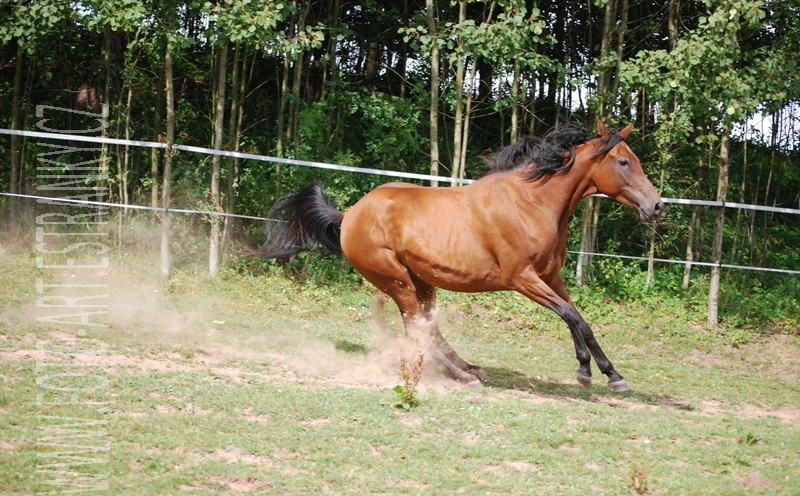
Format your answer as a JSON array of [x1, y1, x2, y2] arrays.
[[258, 121, 663, 391]]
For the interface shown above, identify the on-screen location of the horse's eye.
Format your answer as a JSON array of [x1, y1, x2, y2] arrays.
[[618, 158, 630, 168]]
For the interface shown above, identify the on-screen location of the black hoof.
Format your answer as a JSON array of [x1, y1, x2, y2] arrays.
[[608, 379, 630, 392]]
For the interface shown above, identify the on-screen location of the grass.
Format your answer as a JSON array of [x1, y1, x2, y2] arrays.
[[1, 236, 799, 495]]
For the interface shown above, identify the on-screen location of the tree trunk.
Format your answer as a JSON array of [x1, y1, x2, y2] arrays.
[[209, 39, 228, 278], [222, 43, 247, 256], [575, 196, 595, 286], [596, 0, 616, 117], [668, 0, 680, 51], [427, 0, 440, 187], [646, 168, 664, 288], [459, 57, 479, 181], [708, 126, 730, 326], [100, 24, 112, 196], [9, 43, 23, 199], [288, 3, 310, 145], [759, 110, 778, 270], [610, 0, 629, 101], [577, 0, 616, 285], [323, 0, 341, 150], [510, 60, 520, 144], [276, 4, 296, 159], [121, 83, 132, 217], [728, 126, 748, 267], [160, 46, 175, 278], [398, 0, 409, 98], [365, 41, 379, 86], [682, 204, 700, 290], [150, 66, 163, 213], [450, 1, 467, 186]]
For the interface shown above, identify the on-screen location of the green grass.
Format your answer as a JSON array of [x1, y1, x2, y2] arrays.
[[1, 240, 799, 495]]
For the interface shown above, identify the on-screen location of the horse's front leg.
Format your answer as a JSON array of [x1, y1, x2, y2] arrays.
[[514, 269, 629, 392], [547, 274, 629, 391]]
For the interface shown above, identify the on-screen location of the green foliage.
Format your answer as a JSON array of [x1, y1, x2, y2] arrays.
[[245, 250, 363, 289], [393, 353, 425, 410]]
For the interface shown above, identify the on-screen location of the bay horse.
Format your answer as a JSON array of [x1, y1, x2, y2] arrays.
[[258, 121, 663, 391]]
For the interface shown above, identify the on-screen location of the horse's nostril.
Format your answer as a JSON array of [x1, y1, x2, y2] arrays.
[[654, 202, 663, 217]]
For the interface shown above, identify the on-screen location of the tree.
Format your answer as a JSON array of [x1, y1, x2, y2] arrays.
[[620, 0, 797, 325]]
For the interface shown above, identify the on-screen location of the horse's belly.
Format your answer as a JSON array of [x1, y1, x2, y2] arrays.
[[400, 237, 503, 292]]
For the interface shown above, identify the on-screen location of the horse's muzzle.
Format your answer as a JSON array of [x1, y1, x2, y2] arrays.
[[640, 200, 664, 222]]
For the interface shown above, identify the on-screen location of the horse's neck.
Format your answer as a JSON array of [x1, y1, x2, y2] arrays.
[[526, 156, 596, 231]]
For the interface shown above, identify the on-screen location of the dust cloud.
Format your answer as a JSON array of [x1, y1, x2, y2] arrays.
[[4, 220, 459, 392]]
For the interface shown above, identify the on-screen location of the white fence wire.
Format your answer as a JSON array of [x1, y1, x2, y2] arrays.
[[2, 128, 799, 275]]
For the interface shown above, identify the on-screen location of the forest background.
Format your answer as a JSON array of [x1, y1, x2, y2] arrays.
[[0, 0, 799, 328]]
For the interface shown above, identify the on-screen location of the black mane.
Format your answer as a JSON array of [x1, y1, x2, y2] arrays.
[[482, 124, 626, 181]]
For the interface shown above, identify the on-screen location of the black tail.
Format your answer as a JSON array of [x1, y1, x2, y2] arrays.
[[256, 184, 344, 261]]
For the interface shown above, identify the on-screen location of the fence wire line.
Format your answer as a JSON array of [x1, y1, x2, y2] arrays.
[[0, 128, 473, 185], [3, 191, 798, 276], [3, 128, 800, 215], [565, 251, 800, 276], [0, 192, 267, 221]]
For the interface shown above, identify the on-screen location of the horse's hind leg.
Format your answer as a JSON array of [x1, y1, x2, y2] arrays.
[[410, 280, 488, 381], [352, 257, 481, 385]]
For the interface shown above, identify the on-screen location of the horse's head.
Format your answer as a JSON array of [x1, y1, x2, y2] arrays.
[[590, 120, 663, 222]]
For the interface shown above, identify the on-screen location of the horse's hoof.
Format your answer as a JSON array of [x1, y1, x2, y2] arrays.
[[576, 371, 592, 389], [466, 379, 484, 390], [608, 379, 630, 392], [468, 365, 488, 381]]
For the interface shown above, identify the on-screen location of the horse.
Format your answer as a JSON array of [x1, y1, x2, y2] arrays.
[[257, 120, 663, 391]]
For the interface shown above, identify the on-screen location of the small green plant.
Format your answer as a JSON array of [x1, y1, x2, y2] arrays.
[[628, 462, 649, 494], [393, 353, 424, 410], [738, 432, 760, 446]]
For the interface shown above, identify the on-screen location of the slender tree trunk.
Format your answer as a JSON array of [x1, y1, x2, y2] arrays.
[[122, 83, 132, 214], [575, 197, 595, 286], [610, 0, 628, 101], [510, 60, 520, 144], [160, 46, 175, 278], [323, 0, 341, 151], [596, 0, 616, 117], [100, 24, 112, 196], [459, 57, 479, 181], [288, 3, 310, 145], [150, 67, 163, 213], [365, 41, 379, 86], [276, 5, 296, 159], [209, 39, 229, 278], [708, 126, 730, 326], [277, 52, 290, 159], [457, 1, 495, 181], [646, 168, 664, 287], [729, 126, 748, 266], [399, 0, 408, 98], [450, 1, 467, 186], [577, 0, 616, 285], [427, 0, 440, 187], [9, 43, 23, 199], [682, 204, 700, 290], [222, 43, 247, 256], [668, 0, 680, 51], [760, 110, 778, 270]]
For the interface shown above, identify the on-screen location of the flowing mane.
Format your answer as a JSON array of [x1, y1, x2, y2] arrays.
[[482, 124, 626, 181]]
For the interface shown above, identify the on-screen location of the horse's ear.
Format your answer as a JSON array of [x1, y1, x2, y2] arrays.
[[596, 119, 609, 136], [620, 123, 633, 139]]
